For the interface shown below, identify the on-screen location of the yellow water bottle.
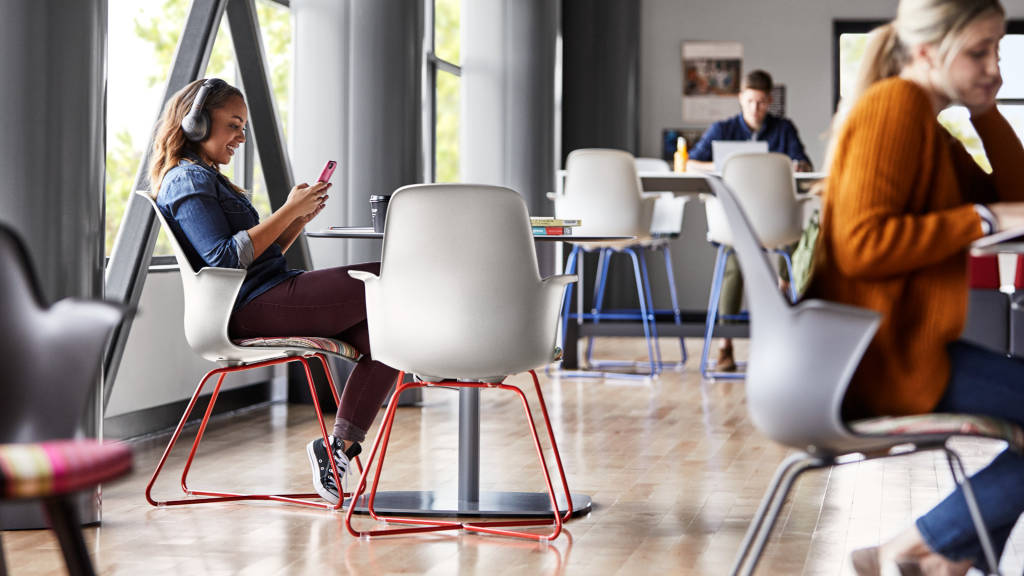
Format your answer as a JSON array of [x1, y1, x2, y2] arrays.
[[673, 136, 688, 173]]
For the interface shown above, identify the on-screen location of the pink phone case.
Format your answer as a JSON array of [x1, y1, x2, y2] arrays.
[[317, 160, 337, 183]]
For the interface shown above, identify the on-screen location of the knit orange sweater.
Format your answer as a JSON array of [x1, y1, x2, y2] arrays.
[[813, 77, 1024, 418]]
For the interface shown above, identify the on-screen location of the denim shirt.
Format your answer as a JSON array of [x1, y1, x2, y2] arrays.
[[156, 157, 301, 311], [689, 113, 811, 165]]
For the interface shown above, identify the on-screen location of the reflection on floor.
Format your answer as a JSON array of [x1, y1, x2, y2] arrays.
[[2, 338, 1021, 575]]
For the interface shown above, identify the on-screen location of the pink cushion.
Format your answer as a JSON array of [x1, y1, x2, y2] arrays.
[[0, 440, 133, 500], [234, 336, 361, 360], [850, 413, 1024, 452]]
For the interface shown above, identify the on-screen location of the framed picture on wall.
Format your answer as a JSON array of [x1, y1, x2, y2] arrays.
[[681, 41, 743, 122]]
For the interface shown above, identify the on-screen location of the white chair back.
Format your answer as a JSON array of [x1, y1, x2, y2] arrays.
[[634, 157, 686, 236], [352, 184, 574, 381], [705, 153, 803, 249], [706, 177, 883, 454], [634, 157, 671, 173], [557, 149, 654, 237], [137, 190, 287, 364]]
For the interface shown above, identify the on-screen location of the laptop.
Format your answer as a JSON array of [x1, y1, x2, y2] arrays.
[[712, 140, 769, 172]]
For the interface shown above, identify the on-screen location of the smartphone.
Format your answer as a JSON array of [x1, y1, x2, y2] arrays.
[[317, 160, 337, 184]]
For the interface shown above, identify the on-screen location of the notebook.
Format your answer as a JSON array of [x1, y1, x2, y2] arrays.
[[971, 226, 1024, 251], [712, 140, 769, 172]]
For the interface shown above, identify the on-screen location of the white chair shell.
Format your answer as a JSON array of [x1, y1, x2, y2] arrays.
[[349, 183, 576, 381]]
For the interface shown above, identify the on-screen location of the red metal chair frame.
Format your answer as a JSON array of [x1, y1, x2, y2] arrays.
[[146, 352, 359, 510], [344, 369, 573, 541]]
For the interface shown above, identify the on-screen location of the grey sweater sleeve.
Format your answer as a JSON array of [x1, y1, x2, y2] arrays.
[[232, 229, 255, 268]]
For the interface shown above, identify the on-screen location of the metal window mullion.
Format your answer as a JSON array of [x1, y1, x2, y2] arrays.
[[102, 0, 229, 410], [426, 60, 437, 182], [226, 0, 308, 269]]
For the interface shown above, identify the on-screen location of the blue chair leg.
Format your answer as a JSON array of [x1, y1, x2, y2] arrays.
[[638, 248, 663, 369], [585, 248, 612, 366], [774, 249, 798, 303], [662, 244, 687, 366], [701, 245, 744, 380], [559, 244, 583, 364], [587, 247, 661, 376], [625, 247, 658, 377]]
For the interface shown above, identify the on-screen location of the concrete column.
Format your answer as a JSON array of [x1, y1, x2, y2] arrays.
[[347, 0, 424, 264], [0, 0, 107, 527], [463, 0, 559, 275], [291, 0, 351, 269]]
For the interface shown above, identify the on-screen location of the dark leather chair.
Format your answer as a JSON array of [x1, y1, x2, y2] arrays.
[[0, 223, 132, 576]]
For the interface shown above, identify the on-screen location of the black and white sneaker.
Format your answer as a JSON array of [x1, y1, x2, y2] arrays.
[[306, 435, 362, 505]]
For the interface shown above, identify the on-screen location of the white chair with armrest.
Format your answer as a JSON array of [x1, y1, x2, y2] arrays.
[[708, 176, 1017, 576], [344, 183, 577, 541], [136, 190, 361, 511]]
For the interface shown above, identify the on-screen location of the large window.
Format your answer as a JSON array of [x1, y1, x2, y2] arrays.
[[834, 20, 1024, 171], [428, 0, 461, 183], [106, 0, 292, 257]]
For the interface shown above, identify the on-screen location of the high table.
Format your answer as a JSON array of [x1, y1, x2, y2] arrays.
[[307, 227, 631, 518], [551, 171, 826, 369], [554, 170, 827, 197]]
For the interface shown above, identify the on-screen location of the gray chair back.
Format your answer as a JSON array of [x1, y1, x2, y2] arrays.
[[0, 223, 126, 442], [706, 177, 882, 455]]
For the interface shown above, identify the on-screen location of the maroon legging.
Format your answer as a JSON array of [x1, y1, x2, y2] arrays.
[[228, 262, 399, 444]]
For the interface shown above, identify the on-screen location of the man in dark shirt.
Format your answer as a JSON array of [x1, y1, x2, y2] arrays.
[[688, 69, 813, 173], [690, 70, 811, 371]]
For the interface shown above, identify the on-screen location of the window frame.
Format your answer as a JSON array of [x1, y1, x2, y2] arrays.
[[425, 0, 461, 183], [833, 19, 1024, 112]]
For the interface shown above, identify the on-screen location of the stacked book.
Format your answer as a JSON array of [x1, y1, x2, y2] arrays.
[[530, 217, 581, 236]]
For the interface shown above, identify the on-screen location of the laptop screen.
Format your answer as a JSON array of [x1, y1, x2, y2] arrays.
[[711, 140, 769, 172]]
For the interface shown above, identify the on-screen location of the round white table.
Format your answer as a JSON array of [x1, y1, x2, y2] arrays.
[[306, 227, 632, 518]]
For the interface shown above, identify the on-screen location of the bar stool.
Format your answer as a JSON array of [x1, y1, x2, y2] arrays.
[[700, 153, 810, 380], [555, 149, 661, 377]]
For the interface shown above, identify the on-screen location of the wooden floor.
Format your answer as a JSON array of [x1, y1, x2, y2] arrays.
[[3, 338, 1021, 575]]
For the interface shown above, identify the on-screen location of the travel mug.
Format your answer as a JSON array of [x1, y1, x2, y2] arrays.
[[370, 194, 390, 233]]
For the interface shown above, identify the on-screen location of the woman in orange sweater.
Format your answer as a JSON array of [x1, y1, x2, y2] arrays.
[[813, 0, 1024, 573]]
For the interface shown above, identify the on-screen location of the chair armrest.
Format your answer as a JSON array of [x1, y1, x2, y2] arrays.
[[194, 266, 247, 280], [541, 274, 578, 287], [796, 194, 820, 207], [797, 194, 822, 227], [348, 270, 379, 283]]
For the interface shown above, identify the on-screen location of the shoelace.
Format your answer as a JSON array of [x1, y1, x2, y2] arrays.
[[323, 440, 350, 496]]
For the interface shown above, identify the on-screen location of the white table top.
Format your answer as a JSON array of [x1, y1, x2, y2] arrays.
[[308, 227, 633, 242], [553, 170, 826, 197], [554, 169, 826, 180]]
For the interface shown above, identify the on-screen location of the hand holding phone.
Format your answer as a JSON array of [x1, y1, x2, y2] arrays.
[[317, 160, 337, 184]]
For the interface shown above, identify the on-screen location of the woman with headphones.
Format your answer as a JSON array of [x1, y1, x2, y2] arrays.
[[149, 78, 397, 506]]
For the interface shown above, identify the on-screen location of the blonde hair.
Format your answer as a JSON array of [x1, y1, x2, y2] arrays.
[[823, 0, 1005, 171], [148, 78, 246, 195]]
